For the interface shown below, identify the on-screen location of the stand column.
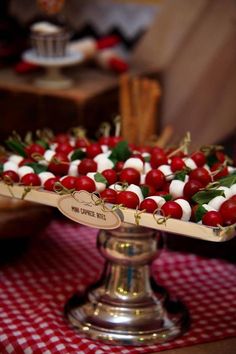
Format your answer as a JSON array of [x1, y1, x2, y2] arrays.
[[65, 223, 188, 346]]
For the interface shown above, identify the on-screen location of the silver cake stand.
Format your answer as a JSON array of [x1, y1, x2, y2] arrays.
[[23, 49, 83, 89], [0, 185, 234, 346]]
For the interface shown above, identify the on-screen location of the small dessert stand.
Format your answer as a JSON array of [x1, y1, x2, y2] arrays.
[[0, 183, 235, 346], [23, 49, 84, 89]]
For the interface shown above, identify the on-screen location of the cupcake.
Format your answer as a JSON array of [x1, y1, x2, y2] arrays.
[[30, 21, 70, 57]]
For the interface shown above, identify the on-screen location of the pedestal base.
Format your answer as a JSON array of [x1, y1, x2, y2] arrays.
[[65, 224, 189, 346]]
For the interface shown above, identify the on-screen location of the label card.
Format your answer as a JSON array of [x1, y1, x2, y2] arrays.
[[58, 190, 122, 229]]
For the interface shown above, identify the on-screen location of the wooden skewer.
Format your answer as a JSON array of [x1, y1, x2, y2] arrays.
[[154, 124, 174, 148]]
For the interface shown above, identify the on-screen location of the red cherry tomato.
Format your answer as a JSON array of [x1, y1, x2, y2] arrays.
[[21, 173, 41, 186], [109, 137, 123, 148], [219, 199, 236, 225], [25, 143, 45, 159], [75, 176, 96, 193], [54, 133, 69, 144], [191, 151, 206, 167], [78, 159, 97, 175], [44, 177, 60, 191], [229, 195, 236, 203], [116, 191, 139, 209], [120, 168, 140, 185], [114, 161, 124, 172], [2, 170, 19, 183], [161, 201, 182, 219], [98, 136, 111, 146], [140, 184, 156, 197], [137, 146, 152, 154], [189, 167, 212, 187], [183, 179, 203, 200], [150, 150, 168, 168], [48, 152, 69, 176], [55, 142, 73, 155], [75, 138, 89, 148], [61, 176, 78, 189], [145, 169, 165, 190], [202, 211, 223, 227], [211, 162, 229, 180], [102, 169, 117, 185], [130, 153, 144, 162], [18, 158, 34, 167], [139, 198, 158, 213], [216, 151, 226, 163], [86, 143, 103, 158], [100, 188, 117, 203], [170, 157, 186, 172]]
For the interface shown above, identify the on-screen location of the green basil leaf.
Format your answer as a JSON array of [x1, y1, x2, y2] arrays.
[[109, 141, 131, 162], [26, 162, 48, 174], [144, 155, 150, 163], [70, 149, 86, 161], [140, 185, 149, 199], [175, 171, 187, 181], [5, 139, 27, 157], [192, 189, 224, 204], [163, 194, 172, 201], [94, 172, 108, 185], [218, 173, 236, 187], [195, 205, 207, 222], [0, 163, 3, 174], [36, 140, 49, 149]]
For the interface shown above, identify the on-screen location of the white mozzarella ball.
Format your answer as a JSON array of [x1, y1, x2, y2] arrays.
[[184, 175, 189, 183], [18, 166, 34, 179], [230, 184, 236, 196], [169, 180, 185, 199], [109, 183, 123, 192], [68, 151, 74, 160], [202, 203, 216, 212], [44, 149, 56, 162], [87, 172, 106, 193], [101, 145, 109, 153], [94, 151, 111, 162], [208, 196, 226, 211], [38, 172, 55, 185], [49, 143, 57, 151], [144, 162, 152, 174], [3, 161, 18, 173], [217, 186, 232, 199], [96, 158, 114, 173], [68, 160, 81, 176], [123, 158, 144, 173], [175, 198, 191, 221], [228, 166, 236, 174], [184, 158, 197, 170], [140, 174, 146, 184], [148, 196, 166, 208], [69, 138, 76, 147], [126, 184, 144, 203], [158, 164, 173, 181], [8, 155, 24, 165], [141, 152, 150, 159]]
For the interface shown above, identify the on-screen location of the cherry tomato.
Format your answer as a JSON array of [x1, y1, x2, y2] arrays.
[[75, 176, 96, 193], [191, 151, 206, 167], [75, 138, 89, 148], [21, 173, 41, 186], [55, 142, 73, 155], [150, 150, 168, 168], [102, 169, 117, 185], [211, 162, 229, 180], [54, 133, 69, 144], [140, 198, 157, 213], [219, 199, 236, 225], [120, 168, 140, 185], [130, 153, 144, 162], [98, 136, 111, 146], [116, 191, 139, 209], [100, 188, 117, 203], [25, 143, 45, 159], [78, 159, 97, 175], [48, 152, 69, 176], [19, 158, 34, 167], [216, 151, 226, 163], [202, 211, 223, 227], [2, 170, 19, 183], [140, 184, 156, 197], [137, 146, 152, 154], [161, 201, 182, 219], [170, 157, 186, 172], [145, 169, 165, 190], [61, 176, 78, 189], [229, 195, 236, 203], [189, 167, 212, 187], [109, 136, 123, 148], [114, 161, 124, 172], [183, 179, 202, 200], [86, 143, 103, 158], [44, 177, 60, 191]]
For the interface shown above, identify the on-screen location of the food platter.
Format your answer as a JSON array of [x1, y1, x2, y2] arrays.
[[0, 182, 234, 242]]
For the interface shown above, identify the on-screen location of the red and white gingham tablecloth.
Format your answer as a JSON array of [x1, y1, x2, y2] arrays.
[[0, 220, 236, 354]]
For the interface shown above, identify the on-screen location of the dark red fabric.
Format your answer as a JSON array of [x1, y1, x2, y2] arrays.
[[0, 220, 235, 353]]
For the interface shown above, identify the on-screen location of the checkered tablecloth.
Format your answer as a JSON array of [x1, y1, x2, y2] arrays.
[[0, 220, 236, 354]]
